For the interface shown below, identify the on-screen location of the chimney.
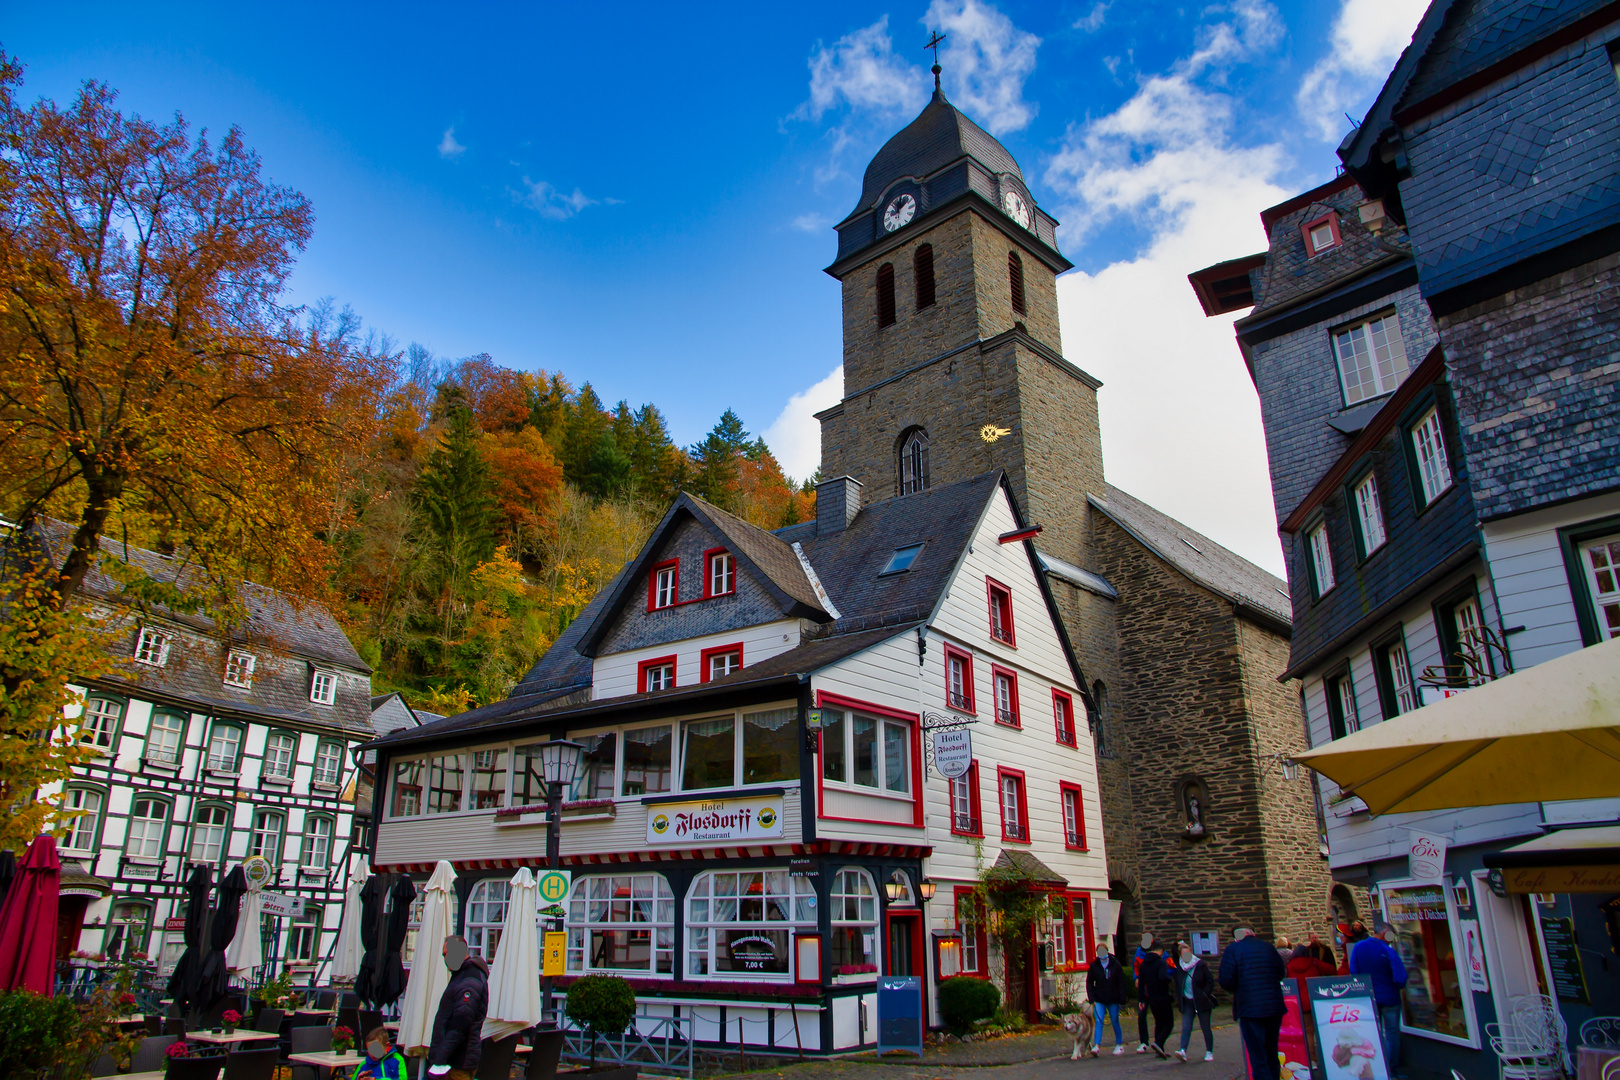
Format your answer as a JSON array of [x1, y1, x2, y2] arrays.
[[816, 475, 863, 534]]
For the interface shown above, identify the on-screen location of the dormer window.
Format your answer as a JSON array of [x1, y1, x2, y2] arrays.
[[1303, 212, 1342, 256], [310, 669, 337, 706], [224, 650, 256, 689], [650, 560, 679, 610], [134, 627, 171, 667], [707, 551, 735, 597]]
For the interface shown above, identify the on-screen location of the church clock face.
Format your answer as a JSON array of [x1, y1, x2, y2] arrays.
[[1003, 189, 1032, 230], [883, 193, 916, 232]]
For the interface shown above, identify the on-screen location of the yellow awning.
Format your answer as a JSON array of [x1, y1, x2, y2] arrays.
[[1293, 636, 1620, 815]]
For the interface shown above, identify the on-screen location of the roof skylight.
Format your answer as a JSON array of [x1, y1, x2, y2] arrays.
[[880, 544, 924, 576]]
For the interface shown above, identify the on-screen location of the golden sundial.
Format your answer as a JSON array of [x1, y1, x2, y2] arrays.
[[980, 424, 1012, 443]]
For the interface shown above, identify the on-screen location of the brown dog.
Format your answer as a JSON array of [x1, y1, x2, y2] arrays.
[[1063, 1009, 1098, 1058]]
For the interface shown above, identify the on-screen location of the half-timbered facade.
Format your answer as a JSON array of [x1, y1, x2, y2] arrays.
[[367, 472, 1109, 1050], [31, 520, 374, 983]]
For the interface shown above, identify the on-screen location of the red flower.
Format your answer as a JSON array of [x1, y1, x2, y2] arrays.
[[221, 1009, 241, 1024], [119, 992, 136, 1007], [166, 1043, 188, 1059]]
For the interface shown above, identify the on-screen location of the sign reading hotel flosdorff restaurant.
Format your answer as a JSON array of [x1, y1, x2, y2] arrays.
[[646, 794, 785, 844]]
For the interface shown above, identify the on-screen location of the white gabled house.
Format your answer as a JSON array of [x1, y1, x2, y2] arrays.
[[366, 471, 1109, 1050]]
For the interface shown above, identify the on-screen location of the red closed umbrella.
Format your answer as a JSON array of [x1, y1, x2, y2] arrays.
[[0, 835, 61, 994]]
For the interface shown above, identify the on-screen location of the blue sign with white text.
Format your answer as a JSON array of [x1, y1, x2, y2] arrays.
[[877, 976, 923, 1054]]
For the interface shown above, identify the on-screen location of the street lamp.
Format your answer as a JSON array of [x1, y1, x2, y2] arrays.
[[885, 879, 905, 902], [539, 740, 583, 1027], [917, 879, 937, 901]]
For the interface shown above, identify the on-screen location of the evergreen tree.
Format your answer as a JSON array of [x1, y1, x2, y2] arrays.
[[688, 409, 752, 509], [627, 404, 679, 497], [583, 431, 633, 497], [415, 405, 498, 666], [562, 382, 610, 485]]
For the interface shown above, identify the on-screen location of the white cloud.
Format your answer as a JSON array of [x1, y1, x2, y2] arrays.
[[764, 366, 843, 484], [1074, 3, 1109, 33], [925, 0, 1041, 134], [797, 18, 928, 123], [516, 178, 599, 220], [1044, 1, 1293, 577], [1296, 0, 1429, 141], [438, 126, 466, 159], [791, 212, 832, 233]]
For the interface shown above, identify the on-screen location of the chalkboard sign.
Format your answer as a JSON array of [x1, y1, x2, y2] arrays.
[[1539, 916, 1590, 1005]]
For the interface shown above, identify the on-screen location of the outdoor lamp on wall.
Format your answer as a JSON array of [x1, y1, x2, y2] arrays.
[[918, 879, 937, 901], [885, 879, 905, 902], [539, 740, 585, 788]]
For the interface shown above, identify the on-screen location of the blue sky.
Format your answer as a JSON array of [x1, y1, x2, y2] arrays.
[[4, 0, 1429, 576]]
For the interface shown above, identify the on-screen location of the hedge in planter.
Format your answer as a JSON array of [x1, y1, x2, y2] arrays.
[[565, 975, 636, 1071], [938, 976, 1000, 1034]]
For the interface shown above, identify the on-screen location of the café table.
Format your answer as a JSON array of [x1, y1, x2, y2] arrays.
[[290, 1048, 366, 1072], [1577, 1045, 1620, 1080], [188, 1028, 280, 1046], [125, 1071, 167, 1080]]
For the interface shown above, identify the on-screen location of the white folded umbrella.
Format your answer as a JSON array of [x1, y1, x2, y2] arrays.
[[483, 868, 543, 1042], [326, 874, 366, 983], [398, 860, 456, 1056], [225, 882, 264, 977]]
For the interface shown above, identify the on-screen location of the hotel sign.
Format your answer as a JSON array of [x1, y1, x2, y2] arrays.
[[647, 794, 785, 845]]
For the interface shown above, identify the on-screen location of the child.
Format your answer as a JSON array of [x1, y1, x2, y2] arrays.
[[353, 1026, 409, 1080]]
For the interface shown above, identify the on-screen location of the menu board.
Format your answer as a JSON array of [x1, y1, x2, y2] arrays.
[[1539, 916, 1590, 1005], [1306, 976, 1390, 1080]]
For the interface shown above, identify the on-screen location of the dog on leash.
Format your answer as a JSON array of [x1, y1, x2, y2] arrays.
[[1062, 1008, 1098, 1059]]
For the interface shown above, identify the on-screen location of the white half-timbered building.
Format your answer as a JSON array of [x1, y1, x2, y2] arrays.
[[30, 520, 374, 984], [365, 472, 1110, 1051]]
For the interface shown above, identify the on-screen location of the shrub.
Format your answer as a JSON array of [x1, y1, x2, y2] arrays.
[[937, 976, 1000, 1034], [566, 975, 637, 1068], [0, 990, 85, 1079]]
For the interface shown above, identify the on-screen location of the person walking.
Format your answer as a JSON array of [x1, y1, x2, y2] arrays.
[[1138, 938, 1175, 1058], [1133, 933, 1157, 1053], [426, 936, 490, 1080], [1287, 941, 1336, 980], [1218, 927, 1287, 1080], [1087, 941, 1129, 1055], [1172, 942, 1216, 1062], [1349, 923, 1409, 1075]]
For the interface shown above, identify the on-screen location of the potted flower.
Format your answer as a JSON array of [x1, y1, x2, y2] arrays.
[[118, 991, 137, 1016], [332, 1025, 356, 1056], [221, 1009, 241, 1034], [165, 1041, 188, 1074]]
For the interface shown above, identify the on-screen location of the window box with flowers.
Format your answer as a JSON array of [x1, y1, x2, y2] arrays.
[[492, 798, 618, 826], [831, 963, 879, 986]]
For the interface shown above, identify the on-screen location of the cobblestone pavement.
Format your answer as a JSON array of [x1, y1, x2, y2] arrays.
[[706, 1008, 1247, 1080]]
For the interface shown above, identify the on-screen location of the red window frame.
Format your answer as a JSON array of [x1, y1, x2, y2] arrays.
[[948, 760, 983, 838], [1069, 893, 1094, 968], [954, 887, 989, 978], [704, 548, 735, 598], [813, 690, 925, 828], [990, 665, 1020, 727], [986, 577, 1016, 646], [699, 643, 744, 683], [647, 559, 679, 611], [1302, 211, 1342, 256], [943, 644, 976, 714], [1059, 781, 1087, 850], [1053, 688, 1076, 747], [997, 766, 1029, 843], [637, 655, 677, 693]]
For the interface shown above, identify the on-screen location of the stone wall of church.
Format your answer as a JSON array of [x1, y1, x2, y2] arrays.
[[1012, 343, 1104, 562], [967, 212, 1064, 356]]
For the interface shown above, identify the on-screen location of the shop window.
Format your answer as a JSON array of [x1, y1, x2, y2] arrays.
[[466, 878, 509, 961], [566, 874, 675, 975], [1382, 882, 1474, 1043], [829, 868, 879, 972], [686, 870, 815, 979]]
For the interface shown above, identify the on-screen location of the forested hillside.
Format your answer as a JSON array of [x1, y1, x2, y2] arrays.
[[339, 349, 817, 713]]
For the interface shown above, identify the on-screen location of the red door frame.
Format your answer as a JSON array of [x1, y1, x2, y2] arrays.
[[885, 910, 925, 977]]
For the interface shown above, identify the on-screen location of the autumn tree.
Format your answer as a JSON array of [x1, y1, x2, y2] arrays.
[[0, 57, 388, 835]]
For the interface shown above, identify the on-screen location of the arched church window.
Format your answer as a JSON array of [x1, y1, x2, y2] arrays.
[[877, 263, 897, 328], [899, 428, 929, 495], [914, 245, 935, 310], [1008, 251, 1026, 315]]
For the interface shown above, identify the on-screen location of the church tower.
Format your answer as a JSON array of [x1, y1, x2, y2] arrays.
[[815, 87, 1105, 563]]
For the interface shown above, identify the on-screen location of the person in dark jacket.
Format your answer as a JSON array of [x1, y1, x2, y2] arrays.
[[1172, 943, 1217, 1062], [1136, 938, 1174, 1058], [1087, 941, 1129, 1054], [427, 937, 489, 1080], [1349, 924, 1409, 1072], [1303, 931, 1337, 971], [1218, 928, 1286, 1080]]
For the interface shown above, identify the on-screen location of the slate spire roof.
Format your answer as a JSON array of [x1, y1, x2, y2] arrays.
[[847, 88, 1024, 220]]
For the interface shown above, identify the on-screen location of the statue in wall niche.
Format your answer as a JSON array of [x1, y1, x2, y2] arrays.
[[1180, 779, 1208, 839], [1186, 797, 1205, 838]]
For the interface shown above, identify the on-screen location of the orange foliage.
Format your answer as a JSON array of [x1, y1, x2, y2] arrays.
[[459, 354, 535, 433], [481, 427, 564, 537]]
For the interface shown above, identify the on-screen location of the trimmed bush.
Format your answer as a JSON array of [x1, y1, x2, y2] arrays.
[[566, 975, 637, 1068], [938, 976, 1000, 1033]]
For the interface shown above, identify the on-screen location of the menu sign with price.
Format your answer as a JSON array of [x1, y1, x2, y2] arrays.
[[1539, 916, 1590, 1005]]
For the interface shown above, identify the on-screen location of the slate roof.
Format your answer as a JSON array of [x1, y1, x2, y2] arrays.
[[1399, 0, 1604, 109], [366, 623, 916, 752], [990, 848, 1069, 886], [1087, 486, 1292, 629], [850, 89, 1024, 218], [1248, 177, 1407, 317]]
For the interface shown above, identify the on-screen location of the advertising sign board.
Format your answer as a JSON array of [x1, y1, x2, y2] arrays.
[[1306, 976, 1389, 1080], [647, 794, 784, 844]]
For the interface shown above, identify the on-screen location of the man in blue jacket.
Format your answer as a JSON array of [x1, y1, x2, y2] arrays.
[[1218, 927, 1286, 1080], [1349, 924, 1409, 1073]]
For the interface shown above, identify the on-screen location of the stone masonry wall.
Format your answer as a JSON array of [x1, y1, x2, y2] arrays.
[[1439, 249, 1620, 521]]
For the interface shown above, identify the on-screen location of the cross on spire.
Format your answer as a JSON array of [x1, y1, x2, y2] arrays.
[[924, 31, 946, 90]]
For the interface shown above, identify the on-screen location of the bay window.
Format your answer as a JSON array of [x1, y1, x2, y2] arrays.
[[686, 870, 815, 979], [469, 748, 507, 809], [567, 874, 675, 975], [391, 758, 424, 817], [820, 706, 910, 794], [621, 726, 672, 796], [567, 734, 618, 801], [424, 753, 465, 813]]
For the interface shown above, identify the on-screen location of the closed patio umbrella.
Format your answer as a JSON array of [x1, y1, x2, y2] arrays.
[[325, 874, 365, 984], [373, 873, 416, 1008], [396, 860, 455, 1055], [197, 866, 246, 1008], [166, 865, 212, 1013], [0, 835, 61, 994], [1294, 635, 1620, 815], [226, 880, 265, 977], [484, 867, 542, 1042], [353, 872, 387, 1005]]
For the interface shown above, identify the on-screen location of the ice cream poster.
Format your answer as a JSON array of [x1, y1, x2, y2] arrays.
[[1307, 976, 1390, 1080]]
